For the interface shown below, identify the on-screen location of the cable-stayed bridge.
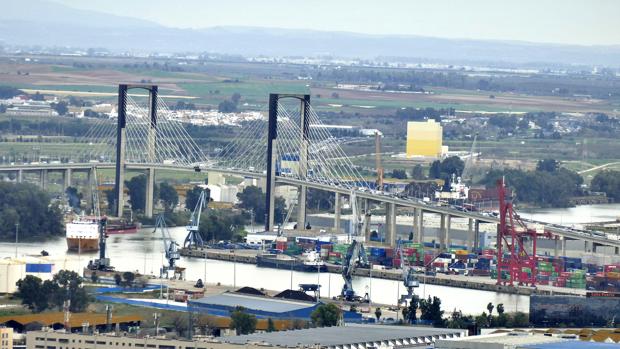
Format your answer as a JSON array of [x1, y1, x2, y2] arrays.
[[0, 84, 619, 252]]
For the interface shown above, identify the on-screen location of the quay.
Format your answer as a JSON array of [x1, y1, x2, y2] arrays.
[[179, 248, 585, 297]]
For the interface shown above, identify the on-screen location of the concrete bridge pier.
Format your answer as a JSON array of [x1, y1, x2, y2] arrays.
[[40, 169, 48, 190], [467, 218, 474, 250], [145, 167, 155, 218], [416, 209, 424, 244], [562, 237, 567, 256], [584, 241, 590, 253], [297, 185, 307, 229], [439, 213, 447, 250], [474, 220, 480, 250], [446, 215, 452, 249], [334, 192, 341, 232], [411, 208, 418, 241], [554, 236, 560, 258], [63, 168, 72, 191], [16, 169, 23, 183], [385, 202, 396, 246]]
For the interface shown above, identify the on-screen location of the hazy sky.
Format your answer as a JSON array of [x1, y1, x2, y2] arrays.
[[53, 0, 620, 46]]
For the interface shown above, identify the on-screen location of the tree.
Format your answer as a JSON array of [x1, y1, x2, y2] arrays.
[[496, 303, 505, 315], [231, 92, 241, 105], [185, 186, 208, 210], [420, 296, 444, 327], [125, 175, 158, 213], [311, 303, 341, 327], [411, 165, 425, 180], [391, 169, 407, 179], [591, 170, 620, 201], [0, 182, 64, 241], [51, 101, 68, 115], [90, 272, 98, 284], [237, 186, 286, 224], [218, 100, 237, 113], [122, 272, 135, 287], [114, 273, 122, 286], [407, 296, 419, 323], [171, 313, 189, 337], [230, 307, 257, 335], [486, 302, 495, 326], [65, 186, 82, 210], [374, 307, 382, 321], [307, 188, 334, 211], [486, 302, 494, 316], [15, 276, 46, 312], [198, 209, 248, 242], [104, 190, 116, 214], [50, 270, 90, 312], [536, 159, 560, 173], [266, 318, 276, 332], [159, 182, 179, 211]]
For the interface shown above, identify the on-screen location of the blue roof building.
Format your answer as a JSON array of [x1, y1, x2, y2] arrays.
[[188, 292, 362, 322]]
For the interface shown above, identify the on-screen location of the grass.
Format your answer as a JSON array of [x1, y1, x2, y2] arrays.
[[179, 80, 310, 104]]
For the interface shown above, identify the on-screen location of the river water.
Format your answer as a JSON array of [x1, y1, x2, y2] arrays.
[[2, 204, 618, 315]]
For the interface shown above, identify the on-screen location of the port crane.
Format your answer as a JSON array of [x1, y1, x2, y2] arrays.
[[396, 239, 419, 304], [340, 239, 369, 302], [183, 186, 209, 249], [339, 191, 370, 302], [87, 167, 113, 272], [155, 214, 182, 279]]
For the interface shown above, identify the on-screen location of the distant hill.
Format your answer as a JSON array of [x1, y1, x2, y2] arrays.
[[1, 0, 619, 67]]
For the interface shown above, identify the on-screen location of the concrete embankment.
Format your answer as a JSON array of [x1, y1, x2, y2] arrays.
[[179, 248, 582, 297]]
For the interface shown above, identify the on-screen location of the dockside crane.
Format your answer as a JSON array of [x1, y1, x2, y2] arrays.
[[183, 186, 209, 249], [87, 167, 113, 272], [396, 239, 419, 304], [340, 239, 369, 302], [155, 214, 182, 279], [339, 191, 369, 302]]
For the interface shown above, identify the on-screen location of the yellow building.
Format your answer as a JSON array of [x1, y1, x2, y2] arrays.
[[406, 119, 444, 157], [0, 327, 12, 349]]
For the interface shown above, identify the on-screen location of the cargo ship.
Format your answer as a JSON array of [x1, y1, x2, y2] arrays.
[[105, 218, 140, 235], [256, 251, 326, 272], [66, 216, 101, 252]]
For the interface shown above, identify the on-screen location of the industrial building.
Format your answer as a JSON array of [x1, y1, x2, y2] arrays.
[[222, 323, 465, 348], [26, 330, 270, 349], [435, 332, 576, 349], [0, 313, 142, 333], [406, 119, 446, 158], [0, 257, 57, 294], [0, 327, 13, 349], [188, 292, 362, 322]]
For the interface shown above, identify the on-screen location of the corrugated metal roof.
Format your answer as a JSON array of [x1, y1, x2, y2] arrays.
[[191, 292, 316, 313], [520, 342, 620, 348], [0, 312, 142, 328], [223, 324, 461, 346]]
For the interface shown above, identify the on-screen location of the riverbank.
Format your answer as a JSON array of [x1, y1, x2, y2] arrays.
[[179, 247, 585, 297]]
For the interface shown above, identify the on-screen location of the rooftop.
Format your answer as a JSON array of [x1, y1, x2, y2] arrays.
[[436, 333, 571, 349], [190, 292, 317, 313], [0, 312, 142, 329], [521, 342, 620, 349], [223, 324, 463, 347]]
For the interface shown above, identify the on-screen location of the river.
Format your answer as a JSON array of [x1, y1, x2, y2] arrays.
[[1, 225, 527, 315], [3, 204, 618, 315]]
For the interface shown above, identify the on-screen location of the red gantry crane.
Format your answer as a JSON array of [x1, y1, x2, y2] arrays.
[[496, 178, 539, 287]]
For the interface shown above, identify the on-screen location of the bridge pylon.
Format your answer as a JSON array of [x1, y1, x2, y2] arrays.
[[265, 93, 311, 232], [114, 84, 158, 218]]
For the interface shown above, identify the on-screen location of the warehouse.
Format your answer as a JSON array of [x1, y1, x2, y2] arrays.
[[222, 323, 465, 348], [188, 292, 362, 322], [0, 257, 56, 294], [435, 332, 578, 349]]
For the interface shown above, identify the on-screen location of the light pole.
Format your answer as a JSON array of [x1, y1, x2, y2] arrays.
[[14, 223, 19, 258]]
